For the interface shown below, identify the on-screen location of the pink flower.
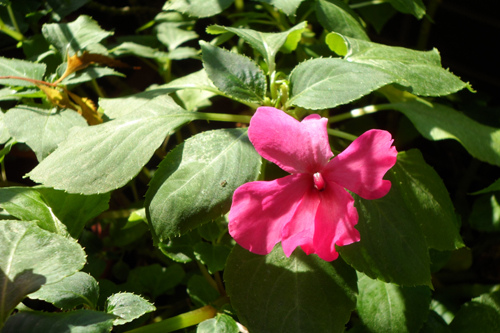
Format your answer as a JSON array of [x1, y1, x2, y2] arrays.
[[228, 107, 398, 261]]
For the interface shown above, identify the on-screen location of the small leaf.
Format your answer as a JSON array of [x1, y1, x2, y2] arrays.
[[356, 272, 431, 333], [146, 129, 261, 241], [187, 275, 220, 307], [449, 290, 500, 333], [106, 292, 155, 325], [0, 220, 86, 327], [197, 314, 239, 333], [3, 105, 88, 161], [257, 0, 305, 16], [316, 0, 369, 40], [387, 0, 426, 19], [29, 95, 196, 194], [0, 57, 46, 87], [155, 22, 198, 51], [193, 242, 231, 274], [163, 0, 235, 18], [225, 245, 357, 333], [29, 272, 99, 310], [288, 57, 395, 109], [200, 41, 266, 103], [2, 310, 115, 333], [41, 15, 112, 56]]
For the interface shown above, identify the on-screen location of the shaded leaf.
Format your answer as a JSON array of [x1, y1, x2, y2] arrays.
[[257, 0, 305, 16], [193, 242, 231, 274], [163, 0, 235, 18], [387, 0, 426, 19], [187, 275, 220, 308], [449, 290, 500, 333], [225, 245, 357, 333], [126, 264, 185, 299]]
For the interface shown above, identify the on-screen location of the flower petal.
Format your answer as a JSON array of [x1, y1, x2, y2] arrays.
[[324, 129, 397, 200], [249, 107, 333, 174], [313, 184, 360, 261], [228, 174, 311, 255]]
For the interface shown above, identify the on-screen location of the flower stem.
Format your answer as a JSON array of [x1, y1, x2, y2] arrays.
[[329, 104, 387, 123], [124, 305, 217, 333], [194, 112, 252, 124], [327, 128, 358, 141]]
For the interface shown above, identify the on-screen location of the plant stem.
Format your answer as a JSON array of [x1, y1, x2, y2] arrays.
[[124, 305, 217, 333], [194, 112, 252, 124], [350, 0, 387, 9], [327, 128, 358, 141], [329, 104, 385, 123]]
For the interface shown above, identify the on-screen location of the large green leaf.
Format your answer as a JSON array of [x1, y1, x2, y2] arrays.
[[326, 33, 468, 96], [288, 57, 395, 109], [146, 128, 261, 241], [0, 57, 46, 87], [106, 292, 155, 325], [2, 310, 115, 333], [0, 221, 86, 327], [4, 106, 88, 161], [257, 0, 305, 16], [316, 0, 369, 40], [29, 272, 99, 310], [356, 272, 431, 333], [383, 94, 500, 167], [163, 0, 235, 18], [338, 154, 433, 286], [28, 95, 196, 194], [200, 41, 266, 104], [207, 22, 307, 73], [224, 245, 357, 333], [391, 150, 463, 250], [449, 290, 500, 333], [41, 15, 112, 56]]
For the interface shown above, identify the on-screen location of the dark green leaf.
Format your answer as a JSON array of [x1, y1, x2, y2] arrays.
[[472, 178, 500, 195], [357, 272, 431, 333], [257, 0, 305, 16], [316, 0, 369, 40], [106, 292, 155, 325], [126, 264, 185, 299], [200, 41, 266, 103], [469, 193, 500, 232], [29, 272, 99, 310], [387, 0, 426, 19], [29, 95, 196, 194], [2, 310, 115, 333], [449, 290, 500, 333], [146, 129, 261, 241], [187, 274, 220, 307], [225, 245, 357, 333], [193, 242, 231, 274]]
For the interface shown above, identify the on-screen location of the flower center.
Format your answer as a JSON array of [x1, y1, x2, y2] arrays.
[[313, 172, 325, 191]]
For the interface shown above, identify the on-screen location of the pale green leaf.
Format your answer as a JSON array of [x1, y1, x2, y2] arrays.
[[163, 0, 235, 18], [4, 106, 88, 161], [357, 272, 431, 333], [197, 314, 238, 333], [155, 22, 198, 51], [41, 15, 112, 56], [200, 41, 266, 103], [106, 293, 155, 325], [288, 57, 395, 109], [146, 129, 261, 241], [0, 57, 46, 87], [326, 33, 468, 96], [316, 0, 369, 40], [28, 95, 196, 194], [29, 272, 99, 310], [0, 221, 86, 327], [257, 0, 305, 16], [61, 67, 125, 85], [225, 245, 357, 333]]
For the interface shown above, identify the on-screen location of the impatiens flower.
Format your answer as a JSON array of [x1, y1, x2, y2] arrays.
[[228, 107, 398, 261]]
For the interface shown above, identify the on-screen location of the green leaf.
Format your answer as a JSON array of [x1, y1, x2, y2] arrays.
[[384, 96, 500, 167], [387, 0, 426, 19], [316, 0, 369, 40], [106, 292, 155, 325], [163, 0, 235, 18], [207, 22, 307, 73], [61, 67, 125, 85], [449, 290, 500, 333], [0, 220, 86, 327], [288, 57, 395, 109], [200, 41, 266, 104], [158, 231, 200, 263], [193, 242, 231, 274], [126, 264, 185, 299], [0, 57, 46, 87], [28, 95, 196, 194], [155, 22, 198, 51], [2, 310, 115, 333], [29, 272, 99, 310], [0, 111, 10, 144], [4, 106, 88, 161], [110, 41, 169, 59], [469, 193, 500, 232], [187, 274, 220, 307], [257, 0, 305, 16], [41, 15, 112, 56], [146, 128, 261, 241], [420, 311, 452, 333], [197, 314, 239, 333], [472, 178, 500, 195], [356, 272, 431, 333], [338, 155, 433, 286], [155, 69, 217, 94], [392, 150, 463, 250], [224, 245, 357, 333], [45, 0, 90, 21], [326, 33, 468, 96]]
